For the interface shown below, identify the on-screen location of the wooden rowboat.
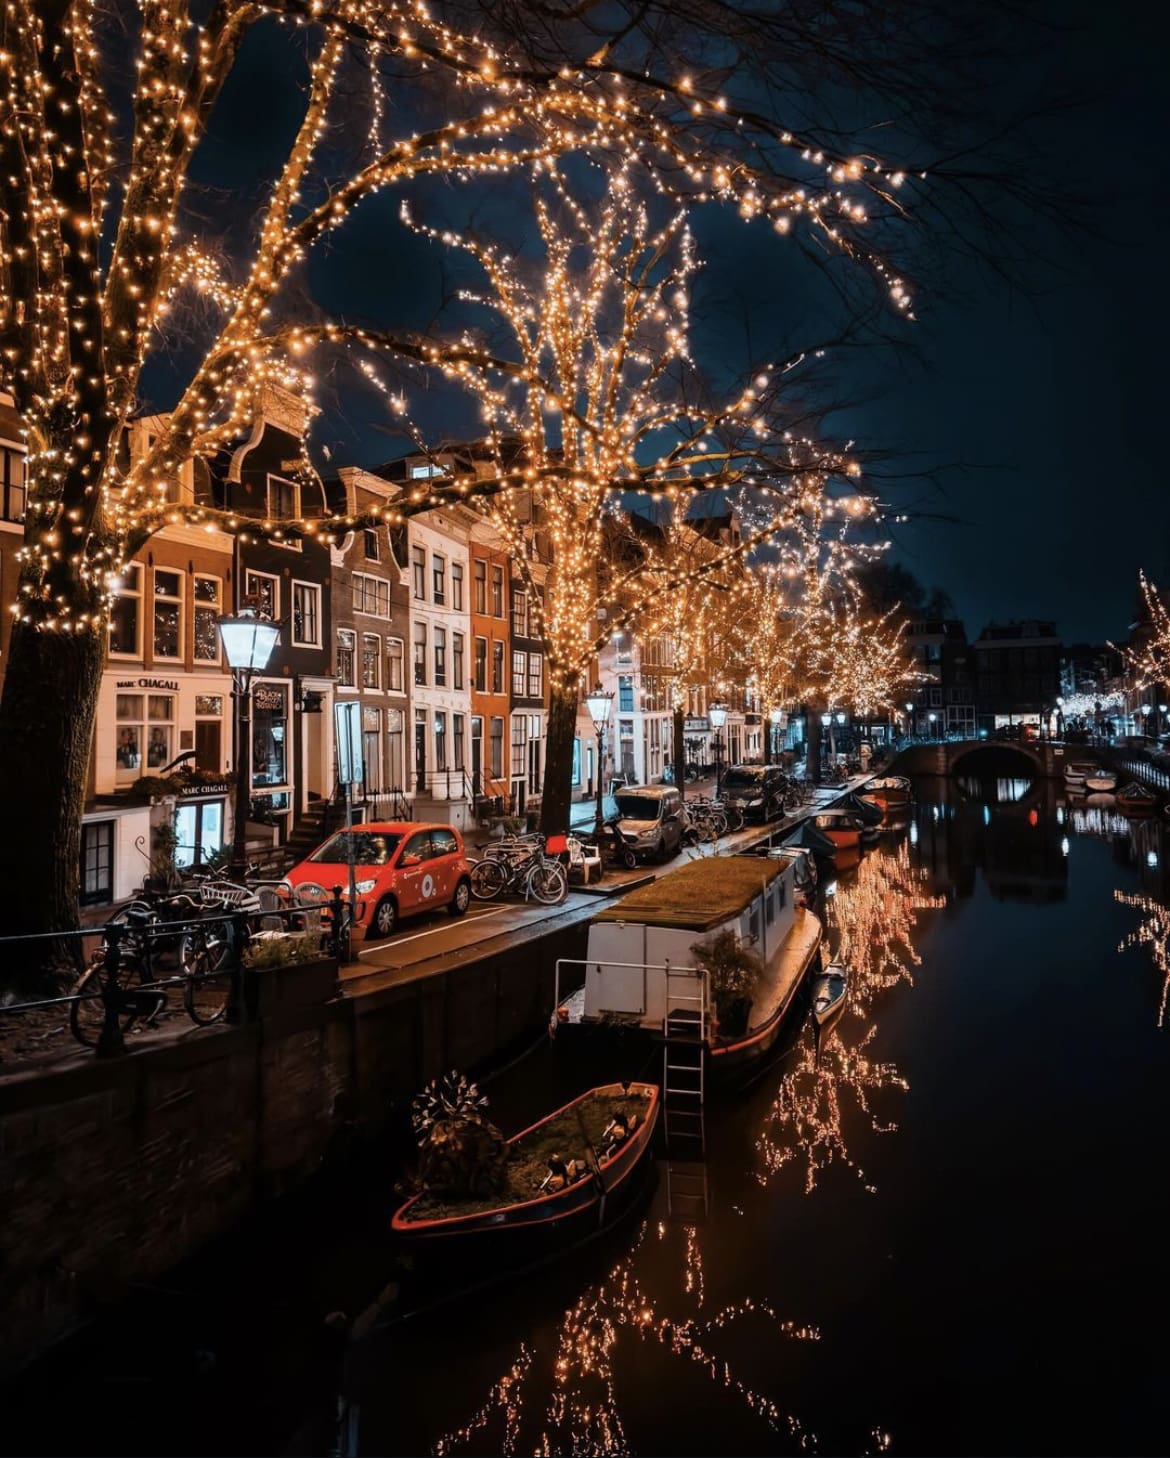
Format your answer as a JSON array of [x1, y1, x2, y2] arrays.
[[1116, 782, 1158, 815], [392, 1083, 659, 1244], [811, 962, 848, 1031], [860, 775, 912, 811]]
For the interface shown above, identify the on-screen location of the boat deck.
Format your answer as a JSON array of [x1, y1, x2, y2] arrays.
[[739, 908, 822, 1038]]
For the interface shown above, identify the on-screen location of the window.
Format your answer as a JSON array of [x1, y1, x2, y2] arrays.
[[490, 565, 504, 617], [511, 714, 527, 776], [410, 463, 443, 480], [451, 561, 464, 612], [244, 569, 277, 620], [474, 560, 487, 615], [337, 629, 355, 687], [432, 827, 458, 857], [362, 705, 382, 790], [116, 691, 174, 779], [411, 545, 426, 599], [492, 641, 504, 694], [386, 638, 404, 693], [362, 633, 381, 689], [512, 650, 526, 697], [267, 474, 298, 519], [152, 569, 182, 659], [474, 637, 487, 693], [434, 625, 447, 686], [527, 653, 542, 699], [453, 632, 465, 691], [512, 589, 528, 639], [193, 576, 221, 662], [432, 554, 446, 605], [434, 710, 447, 770], [619, 675, 634, 712], [2, 446, 26, 522], [292, 582, 321, 647], [80, 821, 114, 906], [352, 573, 390, 618], [109, 565, 142, 656], [363, 528, 380, 562], [490, 717, 504, 778], [453, 713, 465, 771], [572, 738, 582, 787], [412, 621, 427, 685]]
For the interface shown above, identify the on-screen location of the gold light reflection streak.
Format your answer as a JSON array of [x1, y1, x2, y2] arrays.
[[756, 842, 943, 1194], [432, 1221, 819, 1455], [1115, 890, 1170, 1028]]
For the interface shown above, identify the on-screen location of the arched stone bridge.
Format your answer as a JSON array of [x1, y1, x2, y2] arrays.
[[887, 739, 1085, 780]]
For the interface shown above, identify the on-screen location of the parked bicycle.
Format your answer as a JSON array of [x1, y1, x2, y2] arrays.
[[469, 833, 568, 904]]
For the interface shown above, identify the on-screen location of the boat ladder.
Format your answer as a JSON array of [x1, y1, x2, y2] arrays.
[[665, 1160, 710, 1223], [661, 965, 707, 1155]]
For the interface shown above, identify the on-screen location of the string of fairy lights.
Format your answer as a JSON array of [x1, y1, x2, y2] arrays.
[[1, 0, 923, 641]]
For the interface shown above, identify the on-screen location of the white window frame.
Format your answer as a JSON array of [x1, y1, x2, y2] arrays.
[[243, 568, 279, 620], [527, 652, 542, 700], [411, 546, 426, 600], [451, 560, 464, 612], [265, 473, 302, 550], [291, 580, 322, 647], [193, 574, 222, 664], [152, 566, 183, 661], [432, 553, 446, 606], [386, 637, 404, 693], [352, 572, 391, 619], [108, 564, 143, 659], [336, 628, 356, 688], [362, 632, 382, 691], [363, 527, 380, 562]]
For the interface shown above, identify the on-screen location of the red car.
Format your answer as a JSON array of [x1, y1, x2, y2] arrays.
[[285, 821, 472, 940]]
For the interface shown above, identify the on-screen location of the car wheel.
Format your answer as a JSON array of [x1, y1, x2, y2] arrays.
[[371, 895, 398, 938], [448, 878, 471, 917]]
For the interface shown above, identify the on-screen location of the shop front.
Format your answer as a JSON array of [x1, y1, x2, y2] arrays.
[[97, 671, 232, 796], [250, 678, 294, 829]]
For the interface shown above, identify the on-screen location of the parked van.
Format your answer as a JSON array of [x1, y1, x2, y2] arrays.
[[611, 785, 687, 862]]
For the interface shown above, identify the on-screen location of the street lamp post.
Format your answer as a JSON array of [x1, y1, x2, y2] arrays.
[[709, 702, 728, 796], [905, 702, 914, 740], [218, 608, 281, 880], [1142, 703, 1152, 742], [585, 687, 614, 837], [769, 706, 784, 765], [928, 711, 938, 741]]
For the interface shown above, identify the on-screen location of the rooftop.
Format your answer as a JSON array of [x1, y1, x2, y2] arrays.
[[593, 854, 784, 931]]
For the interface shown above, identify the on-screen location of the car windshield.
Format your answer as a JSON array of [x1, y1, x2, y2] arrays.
[[723, 768, 765, 788], [615, 793, 662, 820], [308, 831, 402, 866]]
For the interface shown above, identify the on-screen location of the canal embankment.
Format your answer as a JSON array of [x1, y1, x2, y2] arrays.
[[0, 779, 864, 1374]]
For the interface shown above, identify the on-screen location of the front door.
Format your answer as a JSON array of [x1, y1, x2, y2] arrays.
[[471, 718, 483, 796], [304, 702, 326, 806], [414, 714, 427, 794]]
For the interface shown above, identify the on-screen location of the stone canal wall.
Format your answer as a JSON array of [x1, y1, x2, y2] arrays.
[[0, 918, 588, 1375]]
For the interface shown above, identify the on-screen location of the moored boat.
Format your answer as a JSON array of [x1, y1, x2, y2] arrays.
[[812, 808, 879, 849], [1064, 761, 1097, 786], [860, 775, 912, 813], [392, 1082, 659, 1244], [811, 961, 848, 1031], [554, 855, 822, 1090], [840, 791, 884, 826], [1084, 769, 1117, 792], [1117, 781, 1158, 815]]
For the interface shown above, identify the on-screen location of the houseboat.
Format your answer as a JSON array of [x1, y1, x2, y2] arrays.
[[553, 855, 822, 1090]]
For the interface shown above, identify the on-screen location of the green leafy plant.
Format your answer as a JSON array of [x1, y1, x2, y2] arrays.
[[410, 1070, 508, 1198], [691, 930, 762, 1036], [131, 773, 185, 799], [241, 931, 328, 970]]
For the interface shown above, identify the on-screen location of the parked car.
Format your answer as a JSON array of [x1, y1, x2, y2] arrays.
[[721, 764, 788, 821], [285, 821, 472, 940], [611, 785, 687, 862]]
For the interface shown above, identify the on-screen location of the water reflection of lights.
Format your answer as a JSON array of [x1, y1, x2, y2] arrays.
[[958, 776, 1033, 803], [1115, 890, 1170, 1028], [1069, 806, 1132, 839], [431, 1222, 821, 1455], [755, 845, 944, 1196]]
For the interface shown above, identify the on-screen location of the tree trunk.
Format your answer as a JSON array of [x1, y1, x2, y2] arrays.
[[0, 620, 105, 992], [673, 704, 686, 805], [540, 675, 580, 836], [805, 702, 823, 784], [763, 705, 772, 765]]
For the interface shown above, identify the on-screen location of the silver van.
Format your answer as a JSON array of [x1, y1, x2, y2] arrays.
[[611, 785, 687, 862]]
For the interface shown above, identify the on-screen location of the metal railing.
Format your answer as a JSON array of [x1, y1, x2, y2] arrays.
[[413, 767, 476, 801], [0, 885, 353, 1061]]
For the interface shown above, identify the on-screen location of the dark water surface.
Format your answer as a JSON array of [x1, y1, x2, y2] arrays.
[[8, 777, 1170, 1455]]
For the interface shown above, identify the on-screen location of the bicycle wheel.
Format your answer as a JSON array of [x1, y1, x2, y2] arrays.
[[722, 805, 745, 832], [183, 942, 230, 1025], [69, 960, 138, 1048], [528, 861, 568, 905], [470, 858, 507, 900]]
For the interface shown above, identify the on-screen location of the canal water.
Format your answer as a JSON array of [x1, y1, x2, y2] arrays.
[[8, 773, 1170, 1455]]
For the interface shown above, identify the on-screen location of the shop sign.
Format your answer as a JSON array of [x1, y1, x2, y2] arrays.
[[116, 676, 180, 692], [180, 780, 232, 798], [684, 716, 709, 733], [253, 684, 286, 712]]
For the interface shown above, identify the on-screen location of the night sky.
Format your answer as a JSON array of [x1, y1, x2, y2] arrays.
[[156, 0, 1170, 647]]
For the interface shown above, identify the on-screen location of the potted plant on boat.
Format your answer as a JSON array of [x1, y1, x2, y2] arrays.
[[408, 1071, 510, 1199], [691, 930, 762, 1039]]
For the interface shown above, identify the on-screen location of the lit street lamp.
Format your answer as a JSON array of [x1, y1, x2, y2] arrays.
[[709, 701, 729, 796], [928, 711, 938, 741], [1141, 703, 1152, 742], [769, 706, 785, 764], [585, 686, 614, 837], [218, 608, 280, 880]]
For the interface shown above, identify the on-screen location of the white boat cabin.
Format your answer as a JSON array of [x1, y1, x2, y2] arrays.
[[575, 853, 802, 1030]]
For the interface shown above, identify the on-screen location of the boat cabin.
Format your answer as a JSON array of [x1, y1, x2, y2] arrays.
[[569, 854, 800, 1031]]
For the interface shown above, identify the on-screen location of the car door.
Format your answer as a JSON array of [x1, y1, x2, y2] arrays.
[[424, 828, 459, 905], [395, 830, 432, 916], [662, 791, 683, 851]]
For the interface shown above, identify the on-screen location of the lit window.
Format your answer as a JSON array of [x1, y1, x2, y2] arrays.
[[108, 565, 142, 656], [193, 576, 221, 663], [362, 633, 381, 690], [153, 569, 182, 659], [292, 582, 321, 646], [337, 629, 355, 687]]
